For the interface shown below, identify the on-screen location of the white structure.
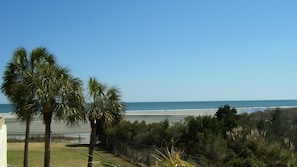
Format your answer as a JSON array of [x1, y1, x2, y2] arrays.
[[0, 116, 7, 167]]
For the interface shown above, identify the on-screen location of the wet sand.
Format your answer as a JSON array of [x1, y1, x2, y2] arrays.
[[2, 109, 217, 135]]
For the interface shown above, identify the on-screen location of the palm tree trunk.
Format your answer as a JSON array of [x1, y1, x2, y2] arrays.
[[88, 121, 96, 167], [23, 117, 31, 167], [44, 111, 52, 167]]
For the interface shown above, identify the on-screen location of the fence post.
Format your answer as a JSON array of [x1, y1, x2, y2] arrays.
[[79, 135, 81, 144]]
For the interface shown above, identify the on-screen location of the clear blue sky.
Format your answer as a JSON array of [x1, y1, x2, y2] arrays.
[[1, 1, 297, 103]]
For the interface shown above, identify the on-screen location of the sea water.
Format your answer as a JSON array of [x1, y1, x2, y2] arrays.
[[1, 100, 297, 114], [125, 100, 297, 111]]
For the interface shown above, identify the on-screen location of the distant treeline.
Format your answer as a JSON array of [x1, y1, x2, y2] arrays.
[[99, 105, 297, 166]]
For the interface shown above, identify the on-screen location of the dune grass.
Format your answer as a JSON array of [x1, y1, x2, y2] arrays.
[[7, 142, 136, 167]]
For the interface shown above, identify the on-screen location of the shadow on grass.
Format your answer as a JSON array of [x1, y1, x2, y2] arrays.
[[65, 144, 107, 152], [65, 144, 126, 167], [66, 143, 89, 148]]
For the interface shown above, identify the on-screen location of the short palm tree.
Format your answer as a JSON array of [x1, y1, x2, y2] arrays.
[[1, 47, 55, 167], [33, 62, 86, 167], [154, 145, 197, 167], [87, 77, 124, 167]]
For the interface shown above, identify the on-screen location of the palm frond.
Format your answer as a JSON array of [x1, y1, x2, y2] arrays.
[[87, 78, 124, 128], [153, 145, 197, 167], [1, 47, 38, 121], [30, 47, 55, 67]]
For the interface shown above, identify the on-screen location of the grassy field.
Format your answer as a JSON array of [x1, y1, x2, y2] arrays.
[[7, 142, 137, 167]]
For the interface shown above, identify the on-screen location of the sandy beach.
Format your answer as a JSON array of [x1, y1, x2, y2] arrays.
[[2, 109, 217, 136]]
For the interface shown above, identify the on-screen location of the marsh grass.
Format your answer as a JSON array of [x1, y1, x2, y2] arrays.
[[8, 143, 137, 167]]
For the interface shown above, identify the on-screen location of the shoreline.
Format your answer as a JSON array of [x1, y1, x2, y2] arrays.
[[2, 109, 216, 136], [125, 108, 217, 116], [3, 106, 296, 136]]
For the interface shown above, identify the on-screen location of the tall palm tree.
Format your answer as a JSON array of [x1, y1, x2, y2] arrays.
[[33, 62, 86, 167], [87, 77, 125, 167], [1, 47, 55, 167]]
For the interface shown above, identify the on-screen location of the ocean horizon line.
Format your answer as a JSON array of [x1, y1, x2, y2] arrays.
[[124, 99, 297, 103], [1, 100, 297, 114], [1, 99, 297, 105]]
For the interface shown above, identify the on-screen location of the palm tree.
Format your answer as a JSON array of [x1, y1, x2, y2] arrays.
[[32, 62, 86, 167], [87, 77, 125, 167], [1, 47, 55, 167], [154, 145, 197, 167]]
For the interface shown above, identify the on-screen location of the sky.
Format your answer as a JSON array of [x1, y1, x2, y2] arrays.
[[0, 1, 297, 103]]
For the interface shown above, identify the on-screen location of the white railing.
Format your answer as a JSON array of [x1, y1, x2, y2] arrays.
[[0, 116, 7, 167]]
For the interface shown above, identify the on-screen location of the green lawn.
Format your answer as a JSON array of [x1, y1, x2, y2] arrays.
[[7, 142, 137, 167]]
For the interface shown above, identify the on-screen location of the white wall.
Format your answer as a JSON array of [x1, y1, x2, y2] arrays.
[[0, 116, 7, 167]]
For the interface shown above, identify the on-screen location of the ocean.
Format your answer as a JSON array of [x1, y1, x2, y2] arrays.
[[1, 100, 297, 114]]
